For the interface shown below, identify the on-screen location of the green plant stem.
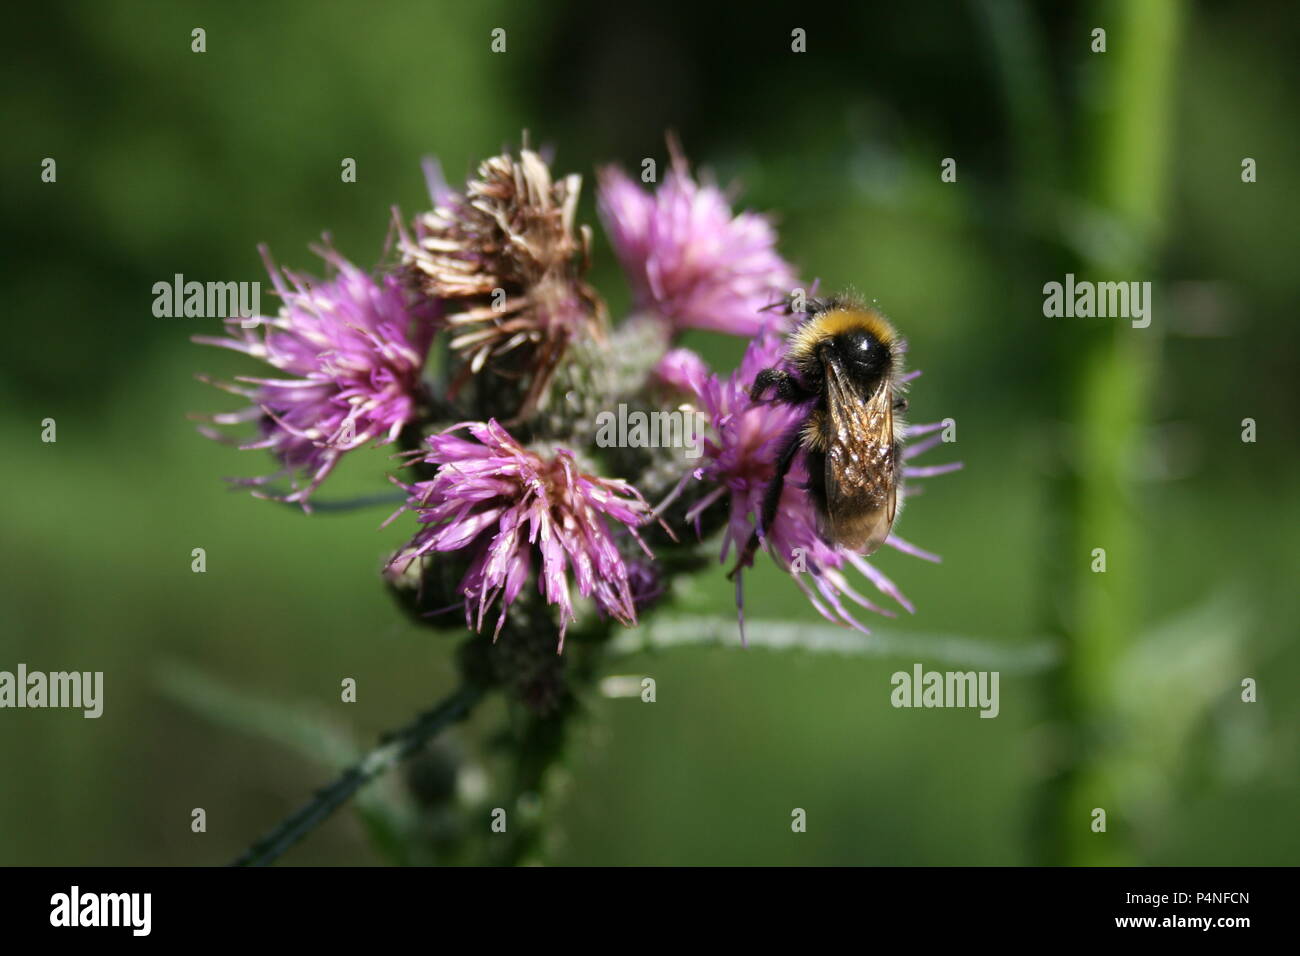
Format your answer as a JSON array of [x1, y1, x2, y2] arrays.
[[1037, 0, 1182, 865], [229, 682, 486, 867], [494, 699, 576, 866], [611, 614, 1061, 673]]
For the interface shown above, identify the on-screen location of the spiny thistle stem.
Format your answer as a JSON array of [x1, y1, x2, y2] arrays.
[[229, 682, 486, 867], [1038, 0, 1182, 865]]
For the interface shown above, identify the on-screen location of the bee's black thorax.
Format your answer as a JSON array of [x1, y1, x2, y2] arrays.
[[828, 328, 893, 388], [793, 328, 894, 397]]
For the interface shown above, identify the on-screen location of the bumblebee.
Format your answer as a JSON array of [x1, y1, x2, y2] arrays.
[[735, 295, 907, 571]]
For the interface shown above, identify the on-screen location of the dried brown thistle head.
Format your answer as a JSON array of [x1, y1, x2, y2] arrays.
[[400, 147, 607, 422]]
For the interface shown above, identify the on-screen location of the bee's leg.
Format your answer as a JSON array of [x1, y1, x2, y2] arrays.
[[750, 368, 813, 404], [728, 425, 803, 578], [758, 428, 803, 539], [893, 396, 909, 412], [761, 290, 816, 316], [750, 367, 788, 402]]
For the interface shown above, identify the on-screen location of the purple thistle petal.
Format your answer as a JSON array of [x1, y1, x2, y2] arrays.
[[598, 154, 798, 337], [194, 242, 441, 506], [884, 534, 942, 564], [904, 462, 965, 479], [389, 420, 654, 652]]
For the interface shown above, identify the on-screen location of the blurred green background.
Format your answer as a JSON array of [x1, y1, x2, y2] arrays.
[[1, 0, 1296, 865]]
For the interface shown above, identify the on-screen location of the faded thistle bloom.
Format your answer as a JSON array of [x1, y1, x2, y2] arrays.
[[399, 149, 606, 420], [597, 150, 797, 336], [194, 244, 439, 506], [388, 419, 652, 650], [654, 324, 962, 636]]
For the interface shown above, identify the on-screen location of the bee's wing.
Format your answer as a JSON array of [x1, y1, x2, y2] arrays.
[[822, 360, 898, 554]]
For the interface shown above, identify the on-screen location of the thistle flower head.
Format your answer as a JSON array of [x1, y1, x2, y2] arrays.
[[399, 149, 605, 419], [194, 243, 439, 505], [389, 419, 652, 650], [194, 136, 961, 676], [598, 150, 797, 336], [655, 331, 961, 634]]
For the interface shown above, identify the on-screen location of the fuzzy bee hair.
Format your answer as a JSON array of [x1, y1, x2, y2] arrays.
[[731, 296, 907, 575]]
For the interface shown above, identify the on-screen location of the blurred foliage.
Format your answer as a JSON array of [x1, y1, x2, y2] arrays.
[[0, 0, 1296, 865]]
